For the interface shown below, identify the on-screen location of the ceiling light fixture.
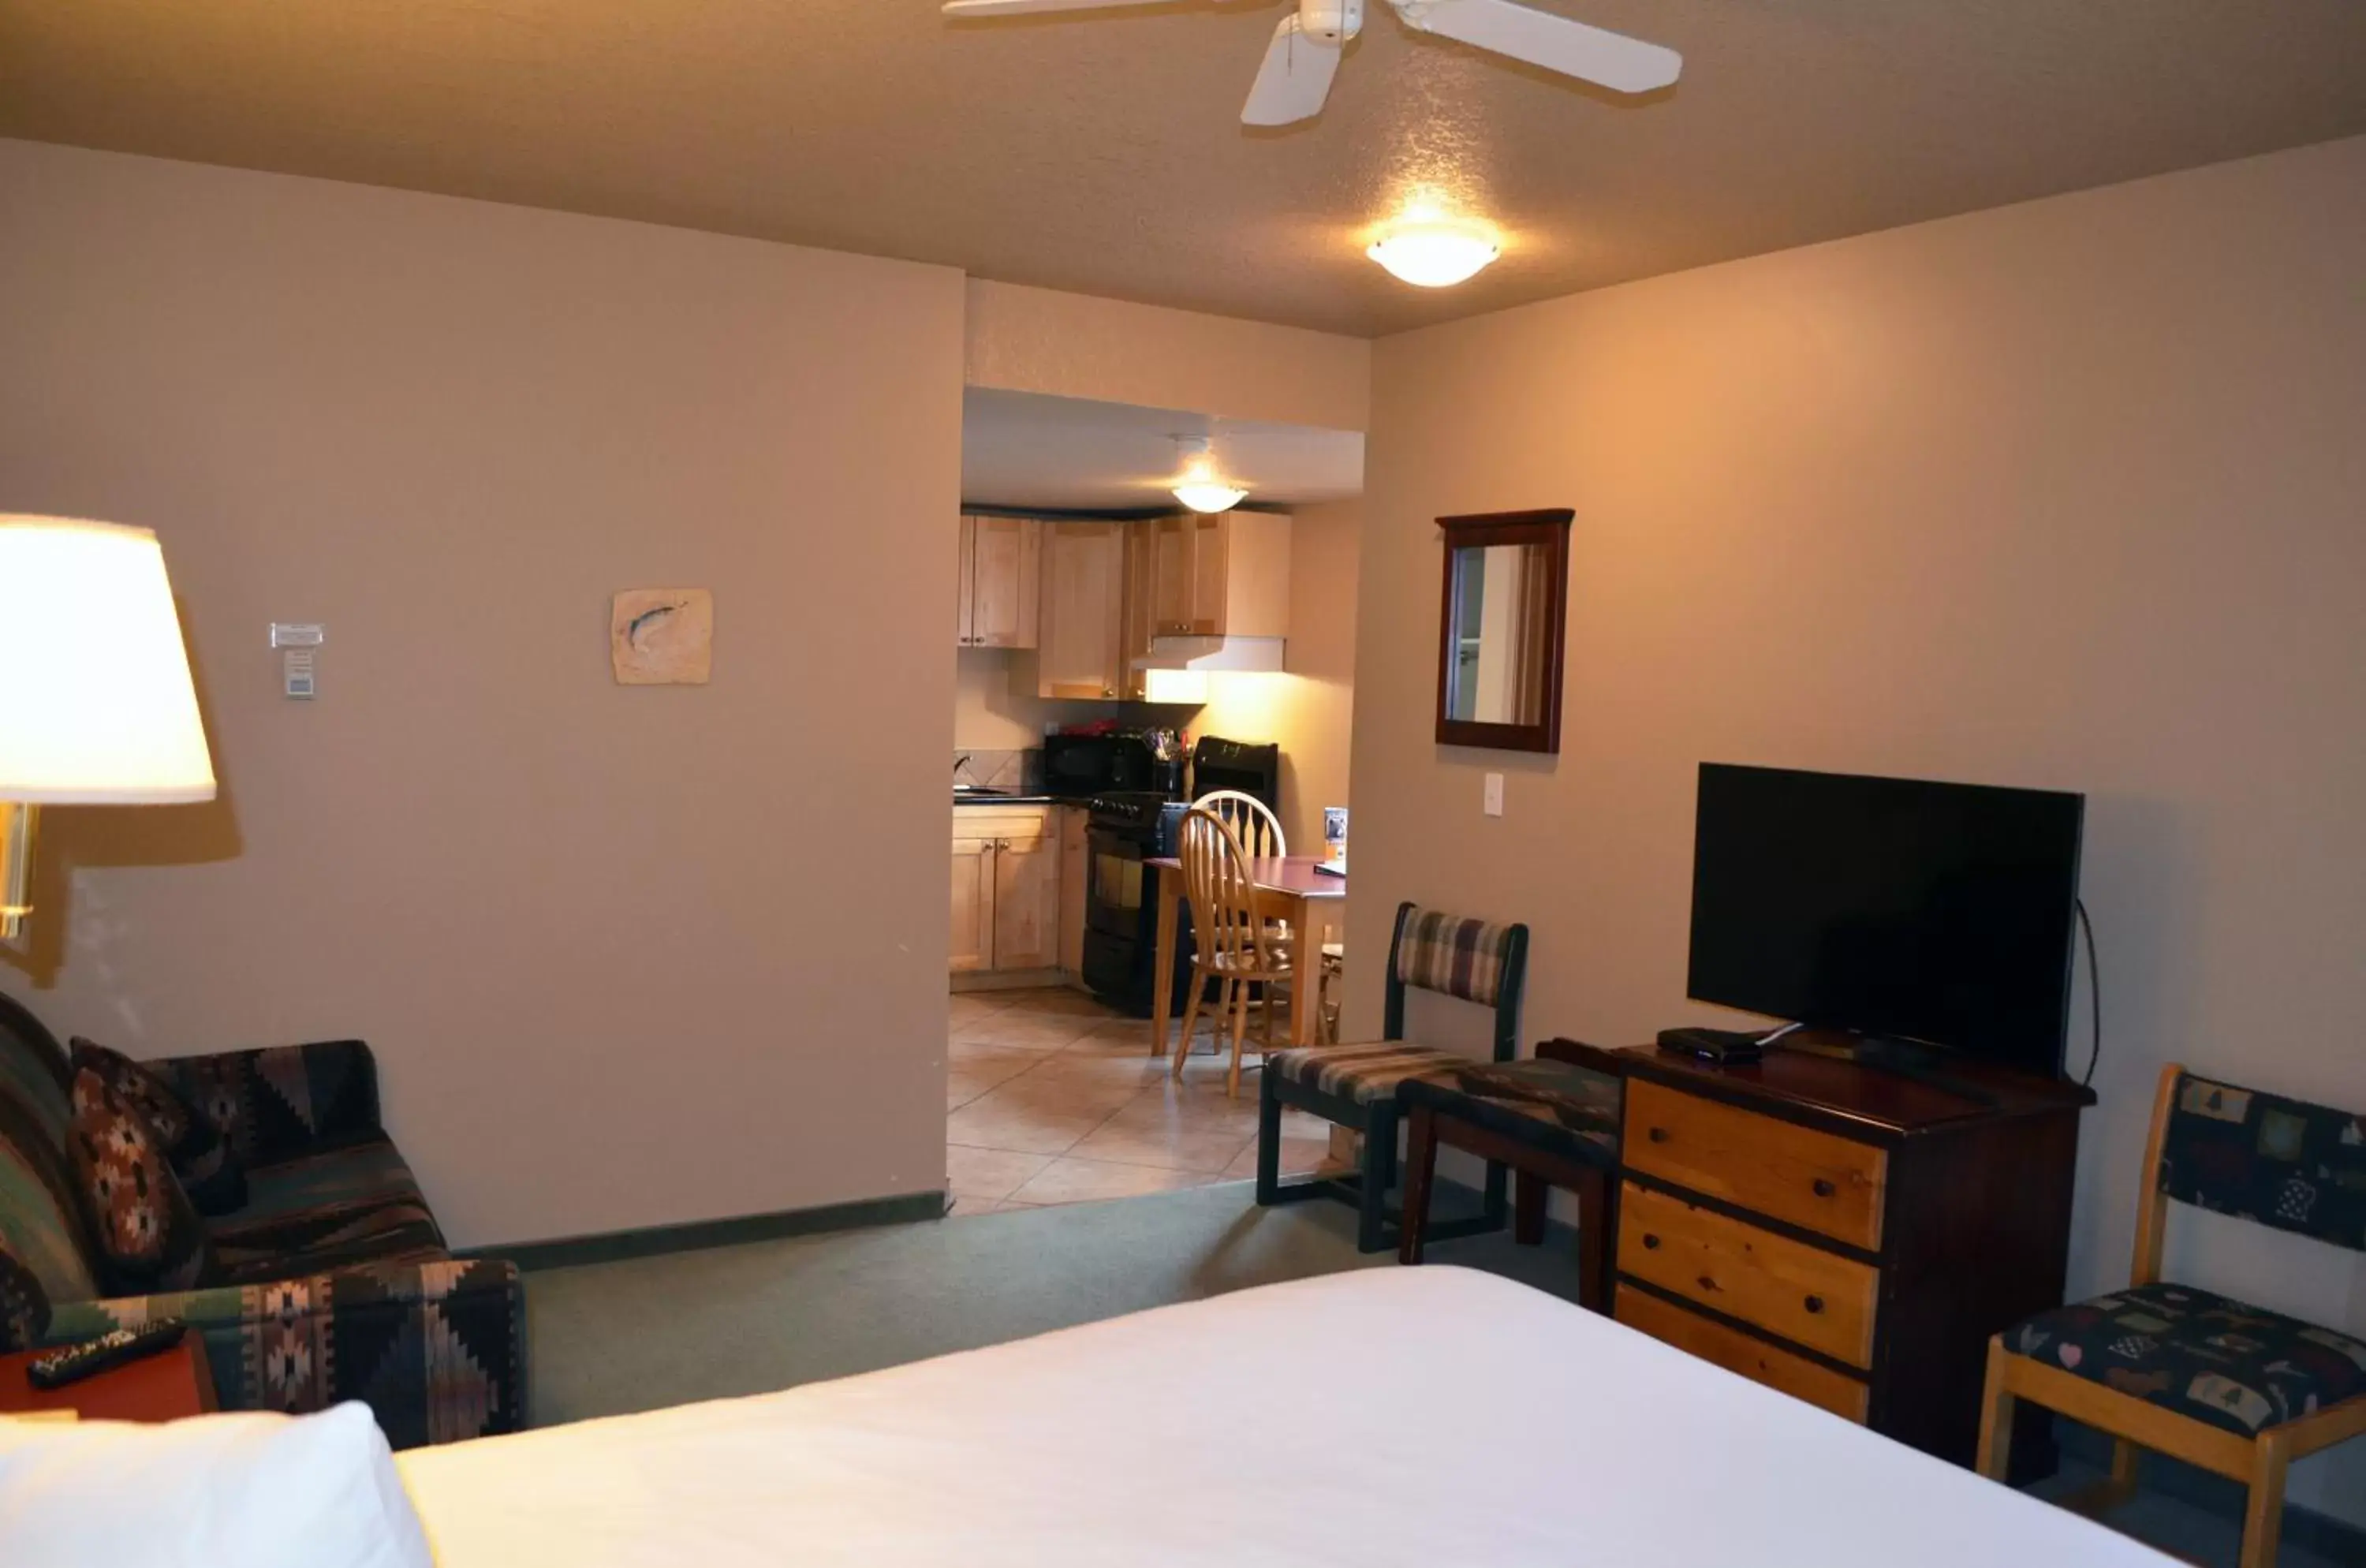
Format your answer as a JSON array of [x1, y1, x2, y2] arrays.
[[1170, 437, 1247, 514], [1367, 207, 1502, 288]]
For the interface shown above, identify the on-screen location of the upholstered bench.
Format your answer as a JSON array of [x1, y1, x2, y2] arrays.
[[1396, 1046, 1624, 1309]]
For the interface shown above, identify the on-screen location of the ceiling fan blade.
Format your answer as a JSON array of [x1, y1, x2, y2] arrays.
[[1241, 14, 1343, 126], [1399, 0, 1680, 93], [943, 0, 1177, 17]]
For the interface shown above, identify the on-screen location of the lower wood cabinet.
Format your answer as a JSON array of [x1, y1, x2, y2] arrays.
[[1605, 1045, 2091, 1468], [950, 807, 1066, 980]]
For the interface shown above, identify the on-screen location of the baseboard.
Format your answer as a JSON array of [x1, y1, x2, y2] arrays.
[[2053, 1421, 2366, 1562], [949, 970, 1077, 994], [457, 1190, 949, 1273]]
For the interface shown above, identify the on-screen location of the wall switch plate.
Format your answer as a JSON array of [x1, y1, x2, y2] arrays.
[[282, 648, 316, 700], [269, 622, 325, 649], [1483, 772, 1505, 817]]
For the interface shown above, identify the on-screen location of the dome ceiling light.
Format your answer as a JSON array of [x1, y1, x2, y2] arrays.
[[1170, 436, 1248, 513]]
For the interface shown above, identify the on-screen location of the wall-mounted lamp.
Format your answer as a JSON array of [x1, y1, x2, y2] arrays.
[[0, 517, 216, 939]]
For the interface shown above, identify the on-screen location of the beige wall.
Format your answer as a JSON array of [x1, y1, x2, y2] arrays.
[[1192, 498, 1361, 855], [0, 140, 966, 1248], [965, 279, 1369, 432], [1350, 137, 2366, 1516]]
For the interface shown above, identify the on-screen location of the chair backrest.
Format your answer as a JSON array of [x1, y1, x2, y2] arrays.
[[1192, 790, 1286, 860], [1176, 806, 1287, 975], [2132, 1064, 2366, 1284], [1381, 902, 1528, 1063]]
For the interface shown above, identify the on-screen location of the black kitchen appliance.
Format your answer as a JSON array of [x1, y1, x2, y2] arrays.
[[1041, 729, 1185, 801], [1079, 735, 1285, 1016], [1189, 736, 1280, 812]]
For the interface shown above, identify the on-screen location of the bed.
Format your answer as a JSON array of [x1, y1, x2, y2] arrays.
[[396, 1266, 2172, 1566]]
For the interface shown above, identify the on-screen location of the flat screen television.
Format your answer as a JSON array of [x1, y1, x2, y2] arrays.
[[1687, 763, 2085, 1078]]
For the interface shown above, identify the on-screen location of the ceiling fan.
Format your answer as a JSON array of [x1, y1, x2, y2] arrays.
[[941, 0, 1681, 126]]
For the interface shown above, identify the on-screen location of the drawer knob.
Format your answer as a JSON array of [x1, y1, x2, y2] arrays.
[[1647, 1126, 1671, 1144], [1641, 1233, 1660, 1251], [1804, 1294, 1826, 1315], [1696, 1275, 1719, 1293], [1812, 1178, 1837, 1198]]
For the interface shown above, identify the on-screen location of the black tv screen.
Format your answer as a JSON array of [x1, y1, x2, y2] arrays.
[[1687, 764, 2085, 1077]]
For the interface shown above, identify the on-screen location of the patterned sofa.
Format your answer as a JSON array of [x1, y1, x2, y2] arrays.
[[0, 991, 524, 1447]]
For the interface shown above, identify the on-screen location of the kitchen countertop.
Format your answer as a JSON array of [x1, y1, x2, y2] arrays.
[[951, 793, 1064, 807]]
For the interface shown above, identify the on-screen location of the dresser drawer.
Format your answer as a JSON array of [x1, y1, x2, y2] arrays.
[[1624, 1080, 1888, 1251], [1616, 1286, 1869, 1423], [1617, 1182, 1879, 1368]]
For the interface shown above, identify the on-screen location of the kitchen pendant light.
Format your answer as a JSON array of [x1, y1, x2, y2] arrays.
[[1367, 208, 1501, 288], [1170, 437, 1248, 513]]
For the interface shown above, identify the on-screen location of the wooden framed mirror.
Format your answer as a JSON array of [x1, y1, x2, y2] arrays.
[[1434, 508, 1573, 754]]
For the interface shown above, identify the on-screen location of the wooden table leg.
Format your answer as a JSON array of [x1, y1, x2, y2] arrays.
[[1285, 892, 1318, 1047], [1398, 1103, 1439, 1265], [1150, 870, 1179, 1057]]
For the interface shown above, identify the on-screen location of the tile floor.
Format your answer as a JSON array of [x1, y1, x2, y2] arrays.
[[946, 985, 1342, 1215]]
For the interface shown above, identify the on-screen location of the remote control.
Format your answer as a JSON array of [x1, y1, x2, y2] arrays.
[[24, 1320, 189, 1391]]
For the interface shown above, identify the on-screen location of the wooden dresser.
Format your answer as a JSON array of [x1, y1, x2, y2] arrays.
[[1599, 1043, 2093, 1467]]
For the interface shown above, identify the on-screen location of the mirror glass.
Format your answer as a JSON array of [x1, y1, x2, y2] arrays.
[[1445, 542, 1554, 726]]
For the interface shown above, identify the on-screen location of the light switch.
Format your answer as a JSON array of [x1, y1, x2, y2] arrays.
[[1483, 772, 1505, 817]]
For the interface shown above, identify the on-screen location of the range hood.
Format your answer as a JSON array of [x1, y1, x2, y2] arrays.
[[1135, 634, 1287, 674]]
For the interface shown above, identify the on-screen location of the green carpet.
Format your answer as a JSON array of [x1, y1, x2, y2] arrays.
[[524, 1178, 1584, 1428]]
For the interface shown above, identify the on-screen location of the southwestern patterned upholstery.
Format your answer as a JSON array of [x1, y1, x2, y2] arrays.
[[1396, 1058, 1622, 1161], [1259, 901, 1530, 1253], [0, 993, 524, 1447], [66, 1065, 222, 1294], [71, 1036, 246, 1215], [2006, 1282, 2366, 1439], [0, 1238, 47, 1352], [2158, 1073, 2366, 1250]]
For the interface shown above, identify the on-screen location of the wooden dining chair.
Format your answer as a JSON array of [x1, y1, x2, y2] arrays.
[[1976, 1065, 2366, 1568], [1191, 790, 1286, 859], [1169, 805, 1296, 1098]]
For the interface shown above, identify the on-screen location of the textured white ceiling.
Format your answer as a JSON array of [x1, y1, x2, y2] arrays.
[[962, 388, 1364, 510], [2, 1, 2362, 335]]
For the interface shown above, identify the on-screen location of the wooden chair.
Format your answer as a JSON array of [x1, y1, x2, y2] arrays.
[[1191, 789, 1286, 859], [1169, 805, 1295, 1099], [1256, 902, 1528, 1253], [1976, 1065, 2366, 1568]]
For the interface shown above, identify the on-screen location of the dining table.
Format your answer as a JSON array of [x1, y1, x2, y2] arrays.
[[1146, 854, 1346, 1055]]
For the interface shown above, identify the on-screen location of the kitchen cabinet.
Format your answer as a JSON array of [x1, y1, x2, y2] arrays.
[[1147, 511, 1290, 640], [949, 831, 995, 974], [1024, 521, 1126, 699], [1058, 805, 1088, 974], [950, 805, 1062, 980], [991, 830, 1060, 972], [1120, 520, 1159, 700], [955, 515, 1039, 650]]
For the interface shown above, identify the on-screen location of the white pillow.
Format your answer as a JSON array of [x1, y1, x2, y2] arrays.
[[0, 1401, 433, 1568]]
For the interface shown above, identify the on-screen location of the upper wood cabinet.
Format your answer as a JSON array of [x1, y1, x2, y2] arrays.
[[1147, 511, 1290, 640], [956, 515, 1039, 650], [1027, 521, 1127, 700]]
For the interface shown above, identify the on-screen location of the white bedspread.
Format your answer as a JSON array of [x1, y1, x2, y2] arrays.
[[397, 1266, 2171, 1566]]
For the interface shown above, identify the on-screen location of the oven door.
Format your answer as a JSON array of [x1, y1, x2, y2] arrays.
[[1084, 827, 1148, 940]]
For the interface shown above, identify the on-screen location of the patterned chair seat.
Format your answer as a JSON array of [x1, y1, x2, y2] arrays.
[[1398, 1058, 1621, 1162], [1266, 1040, 1471, 1107], [2004, 1281, 2366, 1439]]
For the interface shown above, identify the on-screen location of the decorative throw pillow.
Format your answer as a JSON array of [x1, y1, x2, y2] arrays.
[[0, 1240, 48, 1353], [65, 1067, 220, 1297], [69, 1039, 246, 1217]]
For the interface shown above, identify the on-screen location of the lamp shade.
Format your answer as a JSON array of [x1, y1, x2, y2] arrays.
[[0, 517, 216, 804]]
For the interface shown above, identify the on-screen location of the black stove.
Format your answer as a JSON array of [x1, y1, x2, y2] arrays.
[[1084, 791, 1177, 839]]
